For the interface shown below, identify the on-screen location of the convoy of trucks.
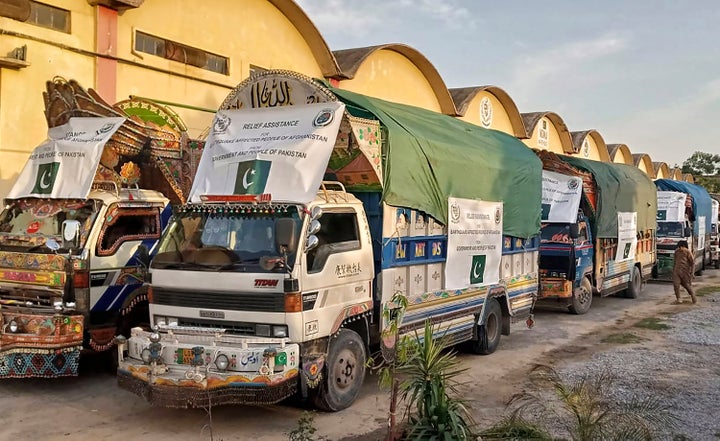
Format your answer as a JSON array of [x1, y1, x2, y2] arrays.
[[115, 70, 542, 410], [0, 70, 714, 413], [537, 151, 657, 314], [0, 79, 202, 377], [653, 179, 713, 278]]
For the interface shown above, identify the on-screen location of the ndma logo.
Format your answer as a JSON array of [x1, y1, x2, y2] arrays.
[[32, 162, 60, 195], [234, 160, 271, 195]]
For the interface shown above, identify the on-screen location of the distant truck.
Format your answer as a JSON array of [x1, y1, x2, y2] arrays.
[[536, 151, 657, 314], [653, 179, 713, 277], [0, 79, 201, 378], [117, 70, 541, 410]]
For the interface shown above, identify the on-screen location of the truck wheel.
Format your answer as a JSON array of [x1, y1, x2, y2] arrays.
[[624, 266, 642, 299], [569, 277, 593, 314], [469, 298, 502, 355], [313, 329, 366, 412]]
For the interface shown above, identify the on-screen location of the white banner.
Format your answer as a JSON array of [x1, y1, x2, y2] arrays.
[[698, 216, 706, 250], [189, 102, 346, 203], [446, 198, 503, 290], [541, 170, 583, 223], [617, 212, 637, 261], [7, 117, 125, 199], [712, 200, 718, 227], [656, 191, 686, 222]]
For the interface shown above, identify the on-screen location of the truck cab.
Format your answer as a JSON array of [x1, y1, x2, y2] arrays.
[[0, 184, 170, 377], [539, 215, 594, 314]]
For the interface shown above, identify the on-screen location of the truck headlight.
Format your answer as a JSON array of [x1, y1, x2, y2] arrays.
[[272, 325, 288, 338], [215, 354, 230, 371], [154, 316, 167, 327], [256, 324, 271, 337]]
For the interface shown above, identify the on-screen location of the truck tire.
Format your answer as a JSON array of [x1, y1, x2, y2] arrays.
[[569, 277, 593, 315], [469, 298, 502, 355], [624, 266, 642, 299], [313, 329, 366, 412]]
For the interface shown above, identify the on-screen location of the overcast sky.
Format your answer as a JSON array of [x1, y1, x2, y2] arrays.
[[296, 0, 720, 168]]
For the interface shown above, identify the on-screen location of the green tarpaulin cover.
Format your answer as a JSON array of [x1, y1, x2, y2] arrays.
[[329, 87, 542, 239], [560, 155, 657, 238]]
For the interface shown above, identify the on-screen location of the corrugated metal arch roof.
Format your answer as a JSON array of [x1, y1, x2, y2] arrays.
[[607, 143, 633, 164], [652, 161, 671, 179], [632, 153, 655, 178], [570, 130, 610, 161], [521, 111, 573, 153], [332, 44, 457, 115], [449, 86, 526, 137]]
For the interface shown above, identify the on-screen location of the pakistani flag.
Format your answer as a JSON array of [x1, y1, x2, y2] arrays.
[[657, 210, 667, 221], [470, 254, 486, 284], [234, 160, 271, 195], [541, 203, 551, 221], [31, 162, 60, 195]]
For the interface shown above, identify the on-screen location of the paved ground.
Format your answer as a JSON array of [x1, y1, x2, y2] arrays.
[[1, 271, 717, 441]]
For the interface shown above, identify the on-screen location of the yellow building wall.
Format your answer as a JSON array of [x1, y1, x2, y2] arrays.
[[523, 117, 564, 154], [572, 136, 603, 161], [337, 50, 441, 112], [612, 150, 633, 165], [636, 160, 649, 174], [458, 92, 515, 135]]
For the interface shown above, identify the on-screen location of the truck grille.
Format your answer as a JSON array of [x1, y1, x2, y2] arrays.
[[152, 288, 285, 312], [177, 317, 257, 336], [540, 255, 571, 271]]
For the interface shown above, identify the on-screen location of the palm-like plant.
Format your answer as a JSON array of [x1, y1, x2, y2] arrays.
[[506, 364, 677, 441], [398, 320, 476, 440]]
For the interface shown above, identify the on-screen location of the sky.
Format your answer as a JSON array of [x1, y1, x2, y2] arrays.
[[295, 0, 720, 168]]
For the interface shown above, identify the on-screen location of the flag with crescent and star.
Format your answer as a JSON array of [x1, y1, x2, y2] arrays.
[[234, 160, 271, 195], [31, 162, 60, 195]]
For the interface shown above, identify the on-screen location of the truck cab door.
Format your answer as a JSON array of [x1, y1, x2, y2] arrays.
[[574, 221, 593, 282], [89, 204, 163, 315]]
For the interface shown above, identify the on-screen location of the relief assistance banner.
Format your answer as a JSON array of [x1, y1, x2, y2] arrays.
[[656, 191, 686, 222], [616, 212, 637, 261], [541, 170, 583, 223], [698, 216, 706, 250], [7, 117, 125, 199], [189, 102, 345, 203], [445, 197, 503, 290]]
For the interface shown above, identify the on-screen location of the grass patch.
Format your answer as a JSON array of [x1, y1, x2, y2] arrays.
[[695, 285, 720, 297], [634, 317, 671, 330], [481, 416, 554, 441], [601, 332, 647, 344]]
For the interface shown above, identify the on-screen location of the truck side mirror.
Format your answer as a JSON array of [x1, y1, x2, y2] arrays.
[[62, 220, 81, 250], [275, 218, 297, 254], [569, 223, 579, 239]]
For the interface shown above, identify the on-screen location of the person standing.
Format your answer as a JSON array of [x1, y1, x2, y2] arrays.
[[672, 240, 697, 304]]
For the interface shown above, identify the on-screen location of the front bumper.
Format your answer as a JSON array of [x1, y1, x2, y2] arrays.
[[117, 327, 301, 408], [0, 311, 84, 378]]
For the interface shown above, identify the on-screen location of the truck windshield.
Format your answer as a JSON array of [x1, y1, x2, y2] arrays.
[[0, 198, 97, 252], [540, 223, 573, 244], [153, 207, 301, 272], [657, 222, 684, 238]]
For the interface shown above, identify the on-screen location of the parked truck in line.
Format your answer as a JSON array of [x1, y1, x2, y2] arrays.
[[117, 70, 542, 410], [653, 179, 713, 278], [536, 151, 657, 314], [0, 79, 202, 377]]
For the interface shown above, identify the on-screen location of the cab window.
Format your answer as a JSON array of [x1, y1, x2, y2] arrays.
[[307, 211, 360, 272], [96, 205, 161, 256]]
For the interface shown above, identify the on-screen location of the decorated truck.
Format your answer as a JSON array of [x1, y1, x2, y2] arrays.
[[0, 79, 202, 377], [653, 179, 713, 277], [116, 70, 541, 410], [536, 151, 657, 314]]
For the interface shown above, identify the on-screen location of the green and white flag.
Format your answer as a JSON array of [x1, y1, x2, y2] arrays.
[[7, 117, 124, 199], [617, 212, 637, 261], [445, 197, 503, 290], [189, 102, 346, 203]]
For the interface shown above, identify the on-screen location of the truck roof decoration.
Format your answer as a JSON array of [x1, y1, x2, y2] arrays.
[[34, 77, 203, 204], [655, 179, 713, 234]]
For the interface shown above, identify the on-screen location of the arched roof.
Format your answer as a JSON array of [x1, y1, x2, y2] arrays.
[[607, 144, 633, 164], [521, 111, 573, 153], [632, 153, 655, 178], [449, 86, 526, 137], [652, 161, 671, 180], [671, 167, 683, 180], [333, 44, 457, 115], [683, 173, 695, 183], [570, 130, 610, 162], [268, 0, 344, 78]]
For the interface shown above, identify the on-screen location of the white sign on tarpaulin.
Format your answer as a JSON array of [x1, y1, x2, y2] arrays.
[[7, 117, 125, 200], [541, 170, 583, 223], [189, 102, 346, 204], [656, 191, 687, 222], [698, 216, 706, 250], [617, 212, 637, 261], [445, 197, 503, 290]]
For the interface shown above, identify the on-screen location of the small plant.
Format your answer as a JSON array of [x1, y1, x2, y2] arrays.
[[633, 317, 671, 330], [506, 364, 678, 441], [481, 414, 554, 440], [287, 411, 326, 441], [601, 332, 647, 344]]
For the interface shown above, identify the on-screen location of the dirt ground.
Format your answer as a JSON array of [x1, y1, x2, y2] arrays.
[[1, 273, 717, 441]]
